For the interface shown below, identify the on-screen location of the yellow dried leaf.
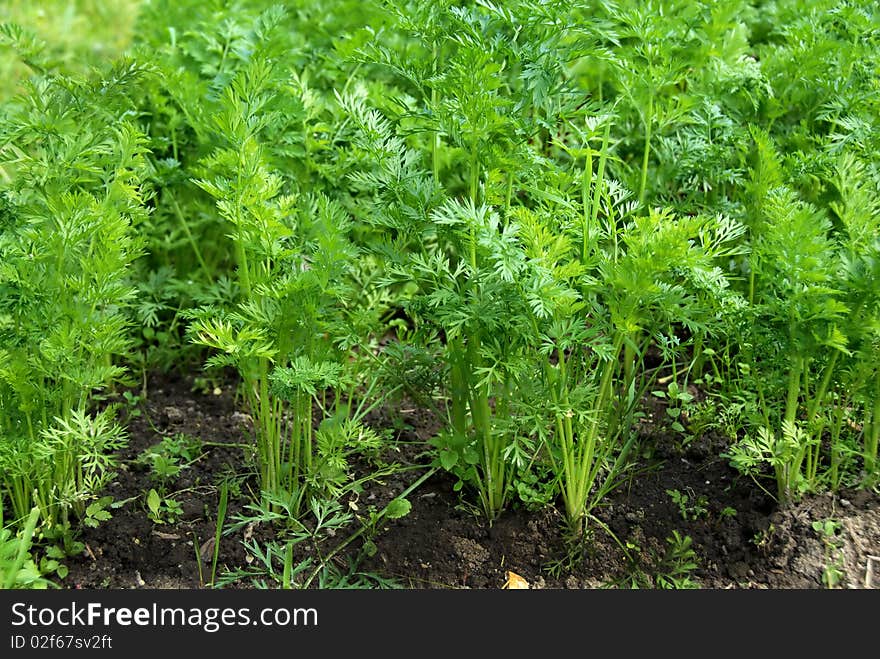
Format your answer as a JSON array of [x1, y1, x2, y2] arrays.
[[503, 571, 529, 589]]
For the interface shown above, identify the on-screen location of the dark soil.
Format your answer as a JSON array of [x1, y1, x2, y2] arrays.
[[65, 371, 880, 590]]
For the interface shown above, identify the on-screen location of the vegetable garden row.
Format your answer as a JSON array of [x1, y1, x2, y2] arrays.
[[1, 0, 878, 588]]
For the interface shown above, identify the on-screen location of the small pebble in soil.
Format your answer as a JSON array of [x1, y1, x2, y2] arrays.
[[163, 406, 184, 423], [232, 411, 251, 425]]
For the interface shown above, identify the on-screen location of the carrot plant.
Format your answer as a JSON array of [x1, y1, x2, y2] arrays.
[[2, 0, 879, 588], [828, 156, 880, 486], [527, 198, 745, 534], [609, 1, 700, 206], [341, 1, 745, 531], [127, 2, 296, 374], [714, 2, 880, 501], [163, 28, 388, 518], [724, 140, 880, 501], [726, 186, 847, 502], [341, 0, 586, 521], [0, 51, 147, 541], [342, 93, 527, 520], [127, 0, 372, 375]]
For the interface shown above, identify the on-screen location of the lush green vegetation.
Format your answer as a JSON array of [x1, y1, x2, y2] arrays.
[[1, 0, 877, 588]]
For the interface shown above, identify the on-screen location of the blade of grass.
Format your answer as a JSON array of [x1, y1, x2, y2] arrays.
[[209, 480, 229, 588]]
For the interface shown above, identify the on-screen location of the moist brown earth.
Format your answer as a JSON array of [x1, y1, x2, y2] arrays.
[[65, 371, 880, 590]]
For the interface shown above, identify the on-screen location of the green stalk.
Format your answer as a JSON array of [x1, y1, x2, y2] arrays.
[[554, 348, 581, 534], [274, 395, 284, 491], [802, 352, 839, 490], [554, 409, 574, 517], [582, 144, 593, 262], [866, 375, 880, 479], [561, 334, 621, 535], [689, 333, 704, 383], [586, 340, 620, 455], [469, 141, 480, 268], [575, 376, 615, 532], [233, 171, 252, 298], [557, 350, 575, 463], [247, 388, 264, 492], [7, 473, 29, 525], [193, 534, 205, 587], [431, 43, 441, 186], [828, 405, 845, 490], [778, 355, 804, 503], [291, 391, 303, 501], [784, 356, 803, 427], [168, 193, 211, 278], [467, 333, 500, 520], [263, 364, 274, 491], [303, 390, 313, 476], [623, 333, 638, 394], [4, 506, 40, 590], [591, 122, 610, 228], [806, 352, 839, 424], [638, 93, 653, 206], [805, 416, 824, 488]]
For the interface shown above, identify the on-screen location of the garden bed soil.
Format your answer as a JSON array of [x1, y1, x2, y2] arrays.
[[65, 371, 880, 590]]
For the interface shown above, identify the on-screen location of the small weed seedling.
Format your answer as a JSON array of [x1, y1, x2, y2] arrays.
[[146, 489, 184, 525], [122, 391, 143, 418], [653, 382, 696, 436], [623, 531, 700, 589], [752, 524, 775, 553], [655, 532, 701, 589], [812, 518, 845, 588], [135, 434, 203, 487], [666, 488, 709, 521]]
